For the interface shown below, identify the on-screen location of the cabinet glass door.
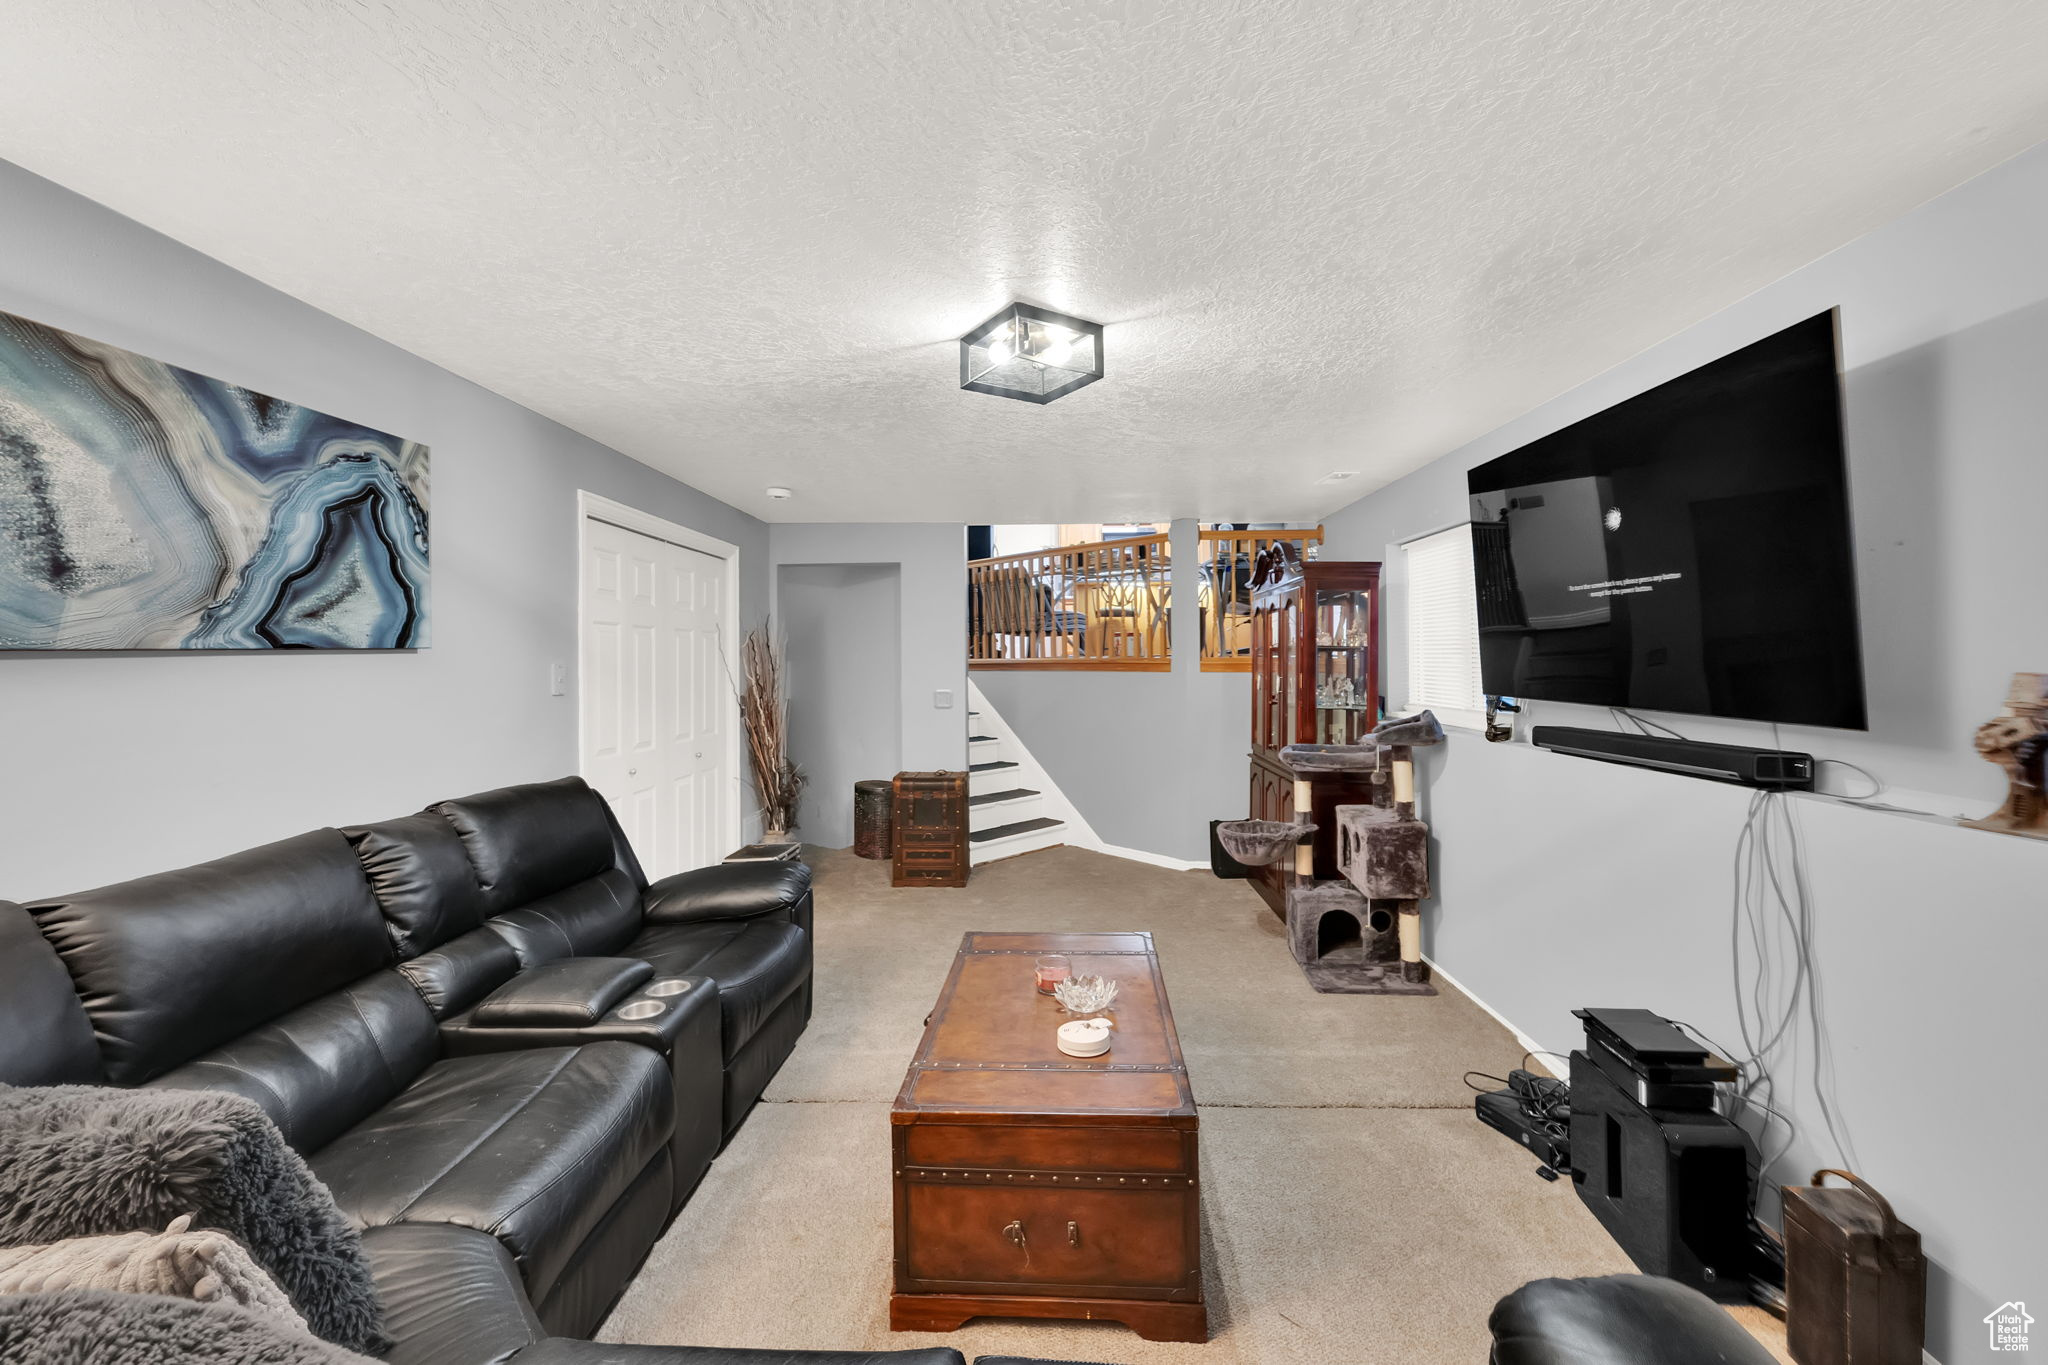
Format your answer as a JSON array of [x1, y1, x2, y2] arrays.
[[1313, 587, 1375, 743], [1278, 597, 1298, 745]]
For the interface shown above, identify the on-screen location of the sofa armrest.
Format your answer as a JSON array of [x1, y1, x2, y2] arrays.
[[642, 861, 812, 927], [515, 1339, 967, 1364], [366, 1223, 542, 1365], [1489, 1275, 1779, 1365], [442, 975, 718, 1059], [471, 958, 654, 1027]]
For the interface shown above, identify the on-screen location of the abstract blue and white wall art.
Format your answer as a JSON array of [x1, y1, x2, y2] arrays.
[[0, 309, 428, 649]]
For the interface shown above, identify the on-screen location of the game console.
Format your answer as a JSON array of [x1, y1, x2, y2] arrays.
[[1473, 1069, 1572, 1175]]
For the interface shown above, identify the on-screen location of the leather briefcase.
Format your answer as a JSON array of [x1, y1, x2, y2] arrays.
[[1783, 1169, 1924, 1365]]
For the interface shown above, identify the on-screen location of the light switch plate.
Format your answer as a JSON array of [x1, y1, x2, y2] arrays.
[[549, 661, 567, 696], [933, 689, 954, 709]]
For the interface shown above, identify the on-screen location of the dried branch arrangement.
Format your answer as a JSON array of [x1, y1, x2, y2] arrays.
[[738, 627, 806, 838]]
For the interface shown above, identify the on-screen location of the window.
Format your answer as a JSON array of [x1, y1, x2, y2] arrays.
[[1401, 524, 1485, 729]]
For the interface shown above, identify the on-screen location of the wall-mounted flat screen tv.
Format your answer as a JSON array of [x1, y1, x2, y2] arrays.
[[1466, 310, 1866, 729]]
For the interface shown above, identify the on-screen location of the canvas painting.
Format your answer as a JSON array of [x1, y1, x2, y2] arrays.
[[0, 309, 429, 650]]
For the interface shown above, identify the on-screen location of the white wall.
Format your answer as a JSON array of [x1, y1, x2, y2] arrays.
[[767, 523, 967, 777], [778, 563, 901, 847], [1322, 141, 2048, 1363], [0, 158, 768, 899]]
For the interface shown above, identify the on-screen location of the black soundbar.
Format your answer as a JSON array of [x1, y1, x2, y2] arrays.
[[1531, 726, 1815, 790]]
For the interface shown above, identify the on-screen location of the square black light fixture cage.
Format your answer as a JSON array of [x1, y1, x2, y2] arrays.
[[959, 302, 1104, 404]]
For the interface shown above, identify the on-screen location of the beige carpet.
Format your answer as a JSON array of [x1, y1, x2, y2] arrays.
[[599, 846, 1731, 1362]]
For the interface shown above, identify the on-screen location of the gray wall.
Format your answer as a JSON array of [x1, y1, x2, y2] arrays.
[[973, 669, 1248, 861], [778, 563, 901, 847], [973, 518, 1255, 864], [1321, 141, 2048, 1362], [768, 522, 967, 777], [0, 157, 768, 899]]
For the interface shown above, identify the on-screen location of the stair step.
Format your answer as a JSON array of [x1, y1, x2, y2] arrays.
[[970, 816, 1065, 844], [967, 734, 998, 744], [968, 760, 1018, 774], [970, 787, 1040, 807]]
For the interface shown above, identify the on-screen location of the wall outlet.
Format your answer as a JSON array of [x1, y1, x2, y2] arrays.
[[933, 688, 954, 709], [549, 661, 567, 696]]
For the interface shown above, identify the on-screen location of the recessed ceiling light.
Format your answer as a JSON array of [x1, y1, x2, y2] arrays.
[[1317, 470, 1359, 485], [765, 486, 793, 500]]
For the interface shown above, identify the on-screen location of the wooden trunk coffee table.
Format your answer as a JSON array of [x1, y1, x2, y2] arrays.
[[889, 931, 1205, 1343]]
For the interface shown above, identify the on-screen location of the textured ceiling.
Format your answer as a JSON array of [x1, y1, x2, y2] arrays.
[[2, 2, 2047, 523]]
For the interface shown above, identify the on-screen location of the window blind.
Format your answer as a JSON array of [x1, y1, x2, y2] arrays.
[[1403, 524, 1484, 727]]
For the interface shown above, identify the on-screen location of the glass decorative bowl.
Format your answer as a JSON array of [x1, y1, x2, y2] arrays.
[[1052, 974, 1118, 1018]]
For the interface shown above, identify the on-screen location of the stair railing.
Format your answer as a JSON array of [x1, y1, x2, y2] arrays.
[[968, 533, 1171, 670]]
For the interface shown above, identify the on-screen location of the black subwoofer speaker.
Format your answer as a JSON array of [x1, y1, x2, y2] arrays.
[[1568, 1051, 1754, 1301]]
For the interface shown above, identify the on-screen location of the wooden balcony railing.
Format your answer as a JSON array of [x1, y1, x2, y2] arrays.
[[1197, 527, 1322, 671], [968, 534, 1171, 670]]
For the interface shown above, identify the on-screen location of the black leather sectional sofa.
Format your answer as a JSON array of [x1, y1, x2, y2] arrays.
[[0, 776, 960, 1365]]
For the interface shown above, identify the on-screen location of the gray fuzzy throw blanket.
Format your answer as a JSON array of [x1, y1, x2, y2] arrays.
[[0, 1289, 376, 1365], [0, 1086, 387, 1354]]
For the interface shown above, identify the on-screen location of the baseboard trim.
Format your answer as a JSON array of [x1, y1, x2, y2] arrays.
[[1421, 954, 1560, 1078], [1079, 840, 1208, 873]]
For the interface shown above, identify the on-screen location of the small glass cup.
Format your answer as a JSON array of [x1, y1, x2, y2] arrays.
[[1034, 954, 1072, 995]]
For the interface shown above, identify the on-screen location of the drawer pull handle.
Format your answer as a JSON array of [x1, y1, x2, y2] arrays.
[[1067, 1221, 1080, 1247], [1003, 1220, 1026, 1249]]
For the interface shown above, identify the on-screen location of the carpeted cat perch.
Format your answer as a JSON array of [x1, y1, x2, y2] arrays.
[[1222, 710, 1444, 995]]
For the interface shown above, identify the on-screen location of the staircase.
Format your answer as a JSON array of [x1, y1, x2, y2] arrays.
[[966, 708, 1068, 865]]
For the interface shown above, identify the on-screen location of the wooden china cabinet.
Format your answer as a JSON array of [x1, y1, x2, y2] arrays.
[[1246, 544, 1382, 916]]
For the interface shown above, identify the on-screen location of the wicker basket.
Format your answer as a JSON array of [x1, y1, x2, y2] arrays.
[[853, 779, 893, 859]]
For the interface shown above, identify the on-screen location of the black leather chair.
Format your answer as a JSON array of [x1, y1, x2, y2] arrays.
[[1489, 1275, 1780, 1365], [0, 778, 941, 1365]]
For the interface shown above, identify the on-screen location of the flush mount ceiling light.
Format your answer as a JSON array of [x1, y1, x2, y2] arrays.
[[959, 302, 1104, 404]]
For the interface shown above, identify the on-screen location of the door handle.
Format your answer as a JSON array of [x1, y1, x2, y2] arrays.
[[1002, 1220, 1026, 1250]]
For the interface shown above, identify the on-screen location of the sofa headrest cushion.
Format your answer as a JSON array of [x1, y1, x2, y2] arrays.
[[429, 777, 616, 914], [0, 901, 101, 1086], [343, 814, 488, 957], [397, 923, 522, 1020], [25, 830, 392, 1085], [484, 868, 641, 968]]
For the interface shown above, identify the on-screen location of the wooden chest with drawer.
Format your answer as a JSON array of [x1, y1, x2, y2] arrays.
[[891, 770, 969, 888], [889, 931, 1205, 1343]]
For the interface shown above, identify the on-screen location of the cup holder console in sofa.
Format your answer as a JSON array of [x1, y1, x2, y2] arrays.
[[0, 777, 932, 1365]]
